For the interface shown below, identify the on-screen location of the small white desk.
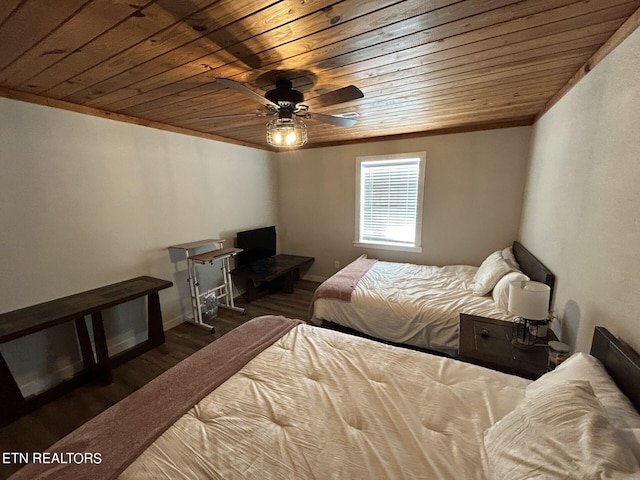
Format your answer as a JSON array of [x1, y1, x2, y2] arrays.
[[169, 240, 244, 332]]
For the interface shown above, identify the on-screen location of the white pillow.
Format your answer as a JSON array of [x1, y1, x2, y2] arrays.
[[526, 352, 640, 431], [492, 271, 529, 311], [501, 246, 520, 271], [484, 380, 640, 480], [526, 352, 640, 459], [472, 250, 514, 296]]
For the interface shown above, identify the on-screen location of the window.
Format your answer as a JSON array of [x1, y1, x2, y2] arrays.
[[354, 152, 426, 252]]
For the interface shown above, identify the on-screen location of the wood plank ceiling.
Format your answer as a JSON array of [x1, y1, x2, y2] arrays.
[[0, 0, 638, 150]]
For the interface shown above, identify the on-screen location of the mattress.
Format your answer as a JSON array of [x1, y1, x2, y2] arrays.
[[13, 317, 640, 480], [313, 261, 516, 356], [119, 323, 529, 479]]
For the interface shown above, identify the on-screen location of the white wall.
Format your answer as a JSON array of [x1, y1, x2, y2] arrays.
[[277, 127, 532, 280], [520, 27, 640, 353], [0, 97, 278, 395]]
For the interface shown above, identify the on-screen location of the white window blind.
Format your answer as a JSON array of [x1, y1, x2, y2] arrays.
[[355, 153, 425, 252]]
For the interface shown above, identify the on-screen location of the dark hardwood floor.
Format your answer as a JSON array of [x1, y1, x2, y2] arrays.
[[0, 279, 319, 479]]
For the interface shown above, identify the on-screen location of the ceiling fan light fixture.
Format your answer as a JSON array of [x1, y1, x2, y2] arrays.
[[266, 117, 307, 147]]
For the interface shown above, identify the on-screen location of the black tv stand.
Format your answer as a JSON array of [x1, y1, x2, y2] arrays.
[[231, 254, 314, 302]]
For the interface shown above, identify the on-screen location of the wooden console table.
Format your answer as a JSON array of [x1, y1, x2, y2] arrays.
[[231, 254, 314, 302], [0, 275, 173, 426]]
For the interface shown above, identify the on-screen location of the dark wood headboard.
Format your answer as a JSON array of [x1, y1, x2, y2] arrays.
[[591, 327, 640, 412], [512, 241, 555, 303]]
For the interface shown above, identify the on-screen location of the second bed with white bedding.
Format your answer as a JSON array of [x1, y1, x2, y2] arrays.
[[313, 260, 515, 356]]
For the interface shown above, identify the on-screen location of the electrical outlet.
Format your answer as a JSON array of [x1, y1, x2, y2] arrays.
[[334, 260, 340, 269]]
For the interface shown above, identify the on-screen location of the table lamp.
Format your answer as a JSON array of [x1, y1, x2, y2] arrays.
[[508, 280, 551, 347]]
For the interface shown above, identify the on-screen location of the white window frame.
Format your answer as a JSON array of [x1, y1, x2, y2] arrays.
[[354, 152, 426, 253]]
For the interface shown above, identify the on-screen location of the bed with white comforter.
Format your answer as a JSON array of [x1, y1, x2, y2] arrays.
[[121, 322, 528, 479], [11, 316, 640, 480], [311, 242, 557, 356], [312, 260, 516, 356]]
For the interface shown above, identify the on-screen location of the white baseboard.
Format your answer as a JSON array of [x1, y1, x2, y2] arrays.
[[19, 363, 82, 399], [164, 313, 187, 330], [18, 313, 188, 397]]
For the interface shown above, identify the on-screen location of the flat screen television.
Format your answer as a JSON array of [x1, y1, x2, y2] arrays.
[[236, 226, 276, 267]]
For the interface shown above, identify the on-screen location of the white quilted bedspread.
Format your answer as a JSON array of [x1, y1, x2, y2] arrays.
[[120, 324, 529, 480], [314, 261, 516, 356]]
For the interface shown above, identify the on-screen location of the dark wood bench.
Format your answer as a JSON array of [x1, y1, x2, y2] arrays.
[[231, 254, 314, 302], [0, 275, 173, 426]]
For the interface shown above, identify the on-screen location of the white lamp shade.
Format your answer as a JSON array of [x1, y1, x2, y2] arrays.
[[508, 280, 550, 320]]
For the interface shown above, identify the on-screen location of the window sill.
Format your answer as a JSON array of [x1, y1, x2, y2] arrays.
[[353, 241, 422, 253]]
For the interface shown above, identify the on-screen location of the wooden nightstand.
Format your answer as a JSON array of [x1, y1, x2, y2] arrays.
[[458, 314, 557, 380]]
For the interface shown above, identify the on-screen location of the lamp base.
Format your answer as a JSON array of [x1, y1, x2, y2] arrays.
[[511, 336, 536, 349], [511, 318, 549, 348]]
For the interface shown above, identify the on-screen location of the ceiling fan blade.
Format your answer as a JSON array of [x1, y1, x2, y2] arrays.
[[301, 112, 358, 127], [215, 78, 279, 109], [305, 85, 364, 109]]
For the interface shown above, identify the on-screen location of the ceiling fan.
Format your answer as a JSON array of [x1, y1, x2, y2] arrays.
[[203, 78, 364, 147]]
